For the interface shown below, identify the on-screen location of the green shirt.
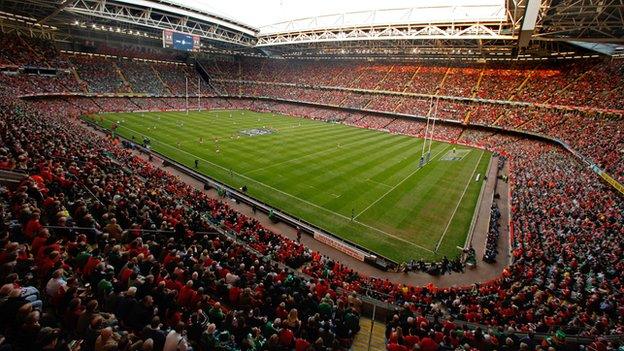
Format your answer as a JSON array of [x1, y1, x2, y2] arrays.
[[262, 321, 277, 337], [319, 302, 332, 317], [97, 278, 113, 295]]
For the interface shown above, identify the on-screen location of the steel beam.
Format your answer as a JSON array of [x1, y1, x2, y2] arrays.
[[62, 0, 256, 46]]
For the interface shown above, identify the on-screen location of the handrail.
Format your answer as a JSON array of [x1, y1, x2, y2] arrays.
[[17, 84, 624, 118], [213, 78, 624, 117]]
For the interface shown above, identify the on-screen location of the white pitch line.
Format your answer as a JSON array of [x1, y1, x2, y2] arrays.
[[354, 220, 435, 253], [366, 178, 392, 188], [353, 144, 451, 220], [115, 124, 435, 254], [434, 150, 484, 252], [440, 148, 471, 161]]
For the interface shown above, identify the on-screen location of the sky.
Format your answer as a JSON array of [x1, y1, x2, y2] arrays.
[[165, 0, 505, 29]]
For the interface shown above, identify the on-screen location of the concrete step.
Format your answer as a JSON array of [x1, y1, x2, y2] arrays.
[[351, 317, 386, 351]]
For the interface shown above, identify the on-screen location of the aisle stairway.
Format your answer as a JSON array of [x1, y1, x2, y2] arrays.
[[351, 317, 386, 351], [71, 67, 89, 92], [113, 61, 133, 93], [151, 64, 172, 94]]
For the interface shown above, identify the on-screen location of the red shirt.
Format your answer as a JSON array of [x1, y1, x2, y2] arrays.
[[278, 328, 294, 347], [83, 256, 101, 277], [295, 338, 310, 351], [118, 267, 134, 286], [178, 285, 196, 307], [404, 335, 419, 348], [228, 286, 241, 305], [443, 320, 456, 331], [31, 236, 47, 257], [24, 219, 43, 240], [420, 337, 438, 351], [387, 343, 408, 351]]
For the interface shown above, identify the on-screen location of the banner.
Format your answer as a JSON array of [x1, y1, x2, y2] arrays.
[[600, 172, 624, 195], [313, 231, 368, 262]]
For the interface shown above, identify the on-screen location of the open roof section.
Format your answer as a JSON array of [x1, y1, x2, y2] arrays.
[[67, 0, 258, 39], [0, 0, 260, 48], [258, 1, 507, 36], [157, 0, 258, 34]]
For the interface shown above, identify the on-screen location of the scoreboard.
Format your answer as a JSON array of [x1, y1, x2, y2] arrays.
[[162, 30, 200, 52]]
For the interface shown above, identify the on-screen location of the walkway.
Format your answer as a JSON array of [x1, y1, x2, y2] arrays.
[[351, 317, 386, 351]]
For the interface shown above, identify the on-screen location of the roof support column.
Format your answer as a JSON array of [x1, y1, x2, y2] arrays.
[[518, 0, 541, 48]]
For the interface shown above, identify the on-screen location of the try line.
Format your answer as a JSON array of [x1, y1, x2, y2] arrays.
[[434, 150, 485, 252]]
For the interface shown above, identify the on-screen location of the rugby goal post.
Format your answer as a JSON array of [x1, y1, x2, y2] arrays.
[[420, 96, 439, 165], [426, 97, 439, 163], [420, 97, 434, 167]]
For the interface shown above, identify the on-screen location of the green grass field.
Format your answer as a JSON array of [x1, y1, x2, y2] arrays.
[[88, 110, 491, 263]]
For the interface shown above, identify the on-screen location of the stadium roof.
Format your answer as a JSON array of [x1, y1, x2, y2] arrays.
[[0, 0, 623, 59], [166, 0, 507, 34]]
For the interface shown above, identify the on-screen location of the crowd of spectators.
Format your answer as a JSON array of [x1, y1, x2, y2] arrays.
[[0, 34, 71, 68], [151, 63, 210, 96], [69, 55, 128, 94], [0, 94, 621, 350], [206, 57, 624, 110], [4, 32, 621, 114], [0, 95, 363, 351], [437, 66, 481, 97], [115, 60, 167, 95], [0, 34, 195, 97], [0, 72, 80, 96], [0, 34, 35, 67], [94, 44, 188, 62], [482, 203, 501, 264]]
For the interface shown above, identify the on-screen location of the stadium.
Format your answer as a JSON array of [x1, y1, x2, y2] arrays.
[[0, 0, 622, 350]]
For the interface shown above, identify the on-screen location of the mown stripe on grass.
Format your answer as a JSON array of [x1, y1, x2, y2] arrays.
[[354, 144, 450, 219], [434, 150, 484, 252], [93, 111, 490, 262]]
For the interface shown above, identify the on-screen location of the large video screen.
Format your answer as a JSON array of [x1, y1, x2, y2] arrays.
[[162, 30, 200, 52]]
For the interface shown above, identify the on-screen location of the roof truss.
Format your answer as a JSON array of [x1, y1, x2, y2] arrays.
[[257, 23, 513, 47], [63, 0, 257, 47]]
